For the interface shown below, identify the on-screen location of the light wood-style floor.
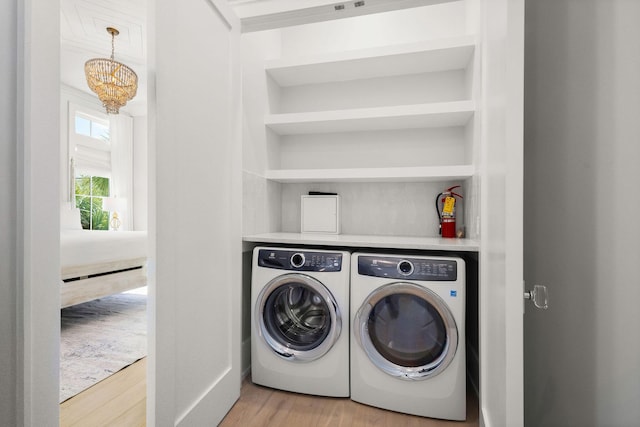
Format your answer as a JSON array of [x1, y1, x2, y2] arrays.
[[220, 377, 479, 427], [60, 359, 478, 427], [60, 357, 146, 427]]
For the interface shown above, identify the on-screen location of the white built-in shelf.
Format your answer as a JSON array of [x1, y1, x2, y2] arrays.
[[265, 35, 476, 87], [243, 232, 479, 252], [265, 101, 474, 135], [264, 165, 474, 183]]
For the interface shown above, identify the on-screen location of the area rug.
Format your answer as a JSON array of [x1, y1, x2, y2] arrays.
[[60, 290, 147, 402]]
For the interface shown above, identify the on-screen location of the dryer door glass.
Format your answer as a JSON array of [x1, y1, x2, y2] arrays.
[[369, 293, 446, 367], [356, 282, 458, 380], [257, 273, 342, 362]]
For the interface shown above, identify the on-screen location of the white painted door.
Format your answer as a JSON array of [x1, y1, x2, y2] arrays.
[[478, 0, 525, 426], [152, 0, 242, 425]]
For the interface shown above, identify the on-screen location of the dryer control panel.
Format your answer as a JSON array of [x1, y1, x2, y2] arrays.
[[258, 249, 343, 272], [358, 256, 457, 281]]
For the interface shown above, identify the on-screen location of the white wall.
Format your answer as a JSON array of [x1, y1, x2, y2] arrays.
[[280, 181, 460, 236], [524, 1, 640, 426], [133, 115, 148, 230], [279, 1, 468, 55], [0, 0, 18, 424]]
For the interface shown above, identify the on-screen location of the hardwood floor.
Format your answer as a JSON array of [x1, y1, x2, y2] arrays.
[[60, 361, 478, 427], [220, 377, 479, 427], [60, 358, 146, 427]]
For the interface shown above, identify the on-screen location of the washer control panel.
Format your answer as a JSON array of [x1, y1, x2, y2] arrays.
[[358, 256, 457, 281], [258, 249, 343, 272]]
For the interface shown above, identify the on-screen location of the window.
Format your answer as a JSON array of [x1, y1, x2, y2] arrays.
[[75, 175, 110, 230], [69, 106, 112, 230], [66, 101, 133, 231], [74, 113, 110, 141], [70, 109, 111, 178]]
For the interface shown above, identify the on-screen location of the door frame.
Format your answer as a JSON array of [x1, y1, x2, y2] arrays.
[[478, 0, 525, 426], [18, 0, 242, 423], [19, 0, 525, 424], [17, 0, 61, 424]]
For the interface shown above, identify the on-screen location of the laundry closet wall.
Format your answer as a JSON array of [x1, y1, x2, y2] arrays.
[[240, 2, 479, 375], [253, 3, 477, 239]]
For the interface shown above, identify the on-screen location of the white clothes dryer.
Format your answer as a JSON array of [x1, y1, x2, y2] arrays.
[[251, 246, 350, 397], [350, 252, 466, 420]]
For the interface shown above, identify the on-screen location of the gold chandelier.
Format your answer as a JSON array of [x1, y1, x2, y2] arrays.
[[85, 27, 138, 114]]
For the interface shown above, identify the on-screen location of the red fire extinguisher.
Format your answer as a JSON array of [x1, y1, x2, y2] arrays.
[[436, 185, 463, 238]]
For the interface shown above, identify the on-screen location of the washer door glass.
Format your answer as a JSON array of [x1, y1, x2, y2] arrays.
[[257, 273, 341, 362], [355, 282, 458, 380]]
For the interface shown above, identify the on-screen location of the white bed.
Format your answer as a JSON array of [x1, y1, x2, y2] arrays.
[[60, 207, 147, 308]]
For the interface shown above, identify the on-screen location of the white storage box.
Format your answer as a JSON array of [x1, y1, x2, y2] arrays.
[[301, 195, 340, 234]]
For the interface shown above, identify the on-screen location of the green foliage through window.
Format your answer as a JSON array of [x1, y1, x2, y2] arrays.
[[75, 175, 110, 230]]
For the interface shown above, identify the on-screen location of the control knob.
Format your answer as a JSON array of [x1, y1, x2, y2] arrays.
[[291, 253, 306, 268], [397, 260, 414, 276]]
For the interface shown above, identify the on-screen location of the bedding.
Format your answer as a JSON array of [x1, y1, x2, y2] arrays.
[[60, 206, 148, 308], [60, 229, 147, 270]]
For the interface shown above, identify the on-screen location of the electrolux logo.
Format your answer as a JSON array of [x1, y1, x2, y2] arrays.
[[450, 290, 457, 297]]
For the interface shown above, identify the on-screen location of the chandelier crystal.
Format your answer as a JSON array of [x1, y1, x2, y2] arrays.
[[85, 27, 138, 114]]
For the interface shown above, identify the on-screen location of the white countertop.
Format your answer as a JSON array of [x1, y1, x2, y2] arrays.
[[242, 232, 479, 252]]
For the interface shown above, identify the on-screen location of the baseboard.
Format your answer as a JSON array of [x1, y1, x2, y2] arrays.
[[480, 407, 489, 427], [175, 367, 238, 427]]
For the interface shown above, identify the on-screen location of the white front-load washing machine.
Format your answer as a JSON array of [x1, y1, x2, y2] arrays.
[[251, 246, 350, 397], [350, 252, 466, 420]]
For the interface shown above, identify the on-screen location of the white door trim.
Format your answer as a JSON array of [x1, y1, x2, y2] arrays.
[[18, 0, 61, 424]]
